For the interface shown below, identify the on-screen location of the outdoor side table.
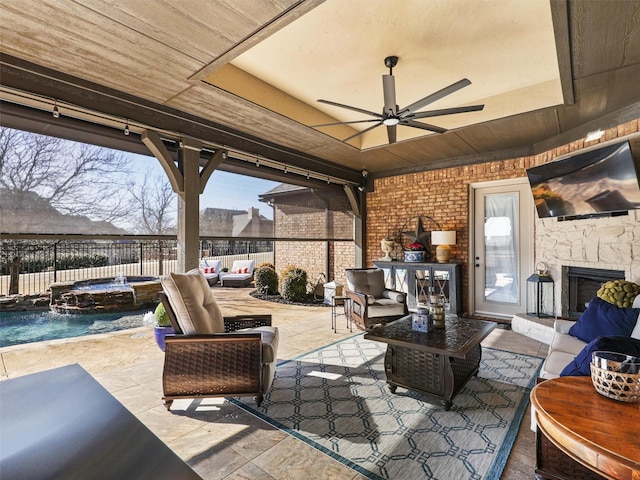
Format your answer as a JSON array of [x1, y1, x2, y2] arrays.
[[331, 295, 351, 333], [0, 364, 201, 479]]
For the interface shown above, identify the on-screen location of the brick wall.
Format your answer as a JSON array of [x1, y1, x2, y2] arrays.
[[367, 118, 640, 314], [272, 188, 355, 288]]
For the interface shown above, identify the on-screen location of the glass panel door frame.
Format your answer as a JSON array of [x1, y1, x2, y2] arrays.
[[468, 178, 534, 319]]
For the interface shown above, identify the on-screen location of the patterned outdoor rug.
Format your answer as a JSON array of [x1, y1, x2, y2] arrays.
[[233, 334, 543, 480]]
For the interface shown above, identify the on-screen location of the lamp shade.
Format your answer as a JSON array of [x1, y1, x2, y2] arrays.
[[431, 231, 456, 245]]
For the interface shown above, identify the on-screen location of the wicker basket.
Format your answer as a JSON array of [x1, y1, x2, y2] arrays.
[[590, 352, 640, 403]]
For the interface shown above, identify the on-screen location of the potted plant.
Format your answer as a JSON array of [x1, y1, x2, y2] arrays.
[[153, 301, 175, 351], [404, 242, 426, 263]]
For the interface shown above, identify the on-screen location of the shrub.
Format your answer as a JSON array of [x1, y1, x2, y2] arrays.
[[154, 302, 172, 327], [254, 264, 279, 295], [280, 265, 308, 303], [258, 262, 275, 271], [56, 254, 109, 270]]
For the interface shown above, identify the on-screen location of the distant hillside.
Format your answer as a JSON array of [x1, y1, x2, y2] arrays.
[[0, 189, 128, 235]]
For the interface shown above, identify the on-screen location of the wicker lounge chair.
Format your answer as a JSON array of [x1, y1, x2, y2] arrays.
[[220, 259, 255, 287], [159, 269, 279, 409], [345, 268, 408, 330]]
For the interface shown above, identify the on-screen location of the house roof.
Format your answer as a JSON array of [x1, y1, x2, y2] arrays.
[[1, 1, 639, 186]]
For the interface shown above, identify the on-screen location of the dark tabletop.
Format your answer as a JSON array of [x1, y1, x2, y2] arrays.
[[364, 316, 497, 359], [0, 364, 201, 480]]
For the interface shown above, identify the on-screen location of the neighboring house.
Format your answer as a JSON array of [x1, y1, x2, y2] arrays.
[[199, 207, 273, 238], [259, 184, 355, 285]]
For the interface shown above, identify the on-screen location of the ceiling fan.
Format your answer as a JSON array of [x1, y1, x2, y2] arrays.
[[313, 56, 484, 145]]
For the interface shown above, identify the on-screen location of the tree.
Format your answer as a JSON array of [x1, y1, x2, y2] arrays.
[[126, 171, 176, 235], [0, 127, 134, 294], [0, 127, 132, 224]]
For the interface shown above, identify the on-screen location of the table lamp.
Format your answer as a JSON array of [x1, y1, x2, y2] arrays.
[[431, 231, 456, 263]]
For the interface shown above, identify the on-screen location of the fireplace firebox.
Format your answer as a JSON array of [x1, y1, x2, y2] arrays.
[[561, 266, 625, 318]]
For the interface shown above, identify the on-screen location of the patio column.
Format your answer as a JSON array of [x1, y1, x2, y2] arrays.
[[177, 137, 202, 272], [344, 185, 366, 267], [142, 130, 226, 273]]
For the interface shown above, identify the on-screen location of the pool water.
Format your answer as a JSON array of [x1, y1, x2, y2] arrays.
[[0, 309, 153, 347]]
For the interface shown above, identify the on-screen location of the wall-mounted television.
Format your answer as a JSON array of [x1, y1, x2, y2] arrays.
[[526, 140, 640, 219]]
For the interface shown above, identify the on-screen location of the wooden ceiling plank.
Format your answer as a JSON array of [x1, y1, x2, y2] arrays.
[[74, 0, 292, 63], [0, 6, 201, 104], [569, 0, 640, 80], [189, 0, 326, 81]]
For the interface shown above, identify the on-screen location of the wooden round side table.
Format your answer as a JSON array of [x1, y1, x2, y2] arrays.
[[530, 376, 640, 480]]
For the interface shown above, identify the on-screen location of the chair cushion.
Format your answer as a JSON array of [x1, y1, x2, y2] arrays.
[[199, 259, 222, 277], [550, 331, 587, 356], [368, 301, 407, 318], [161, 269, 224, 335], [346, 269, 385, 298], [239, 326, 279, 363], [560, 335, 640, 377], [382, 290, 404, 303], [540, 350, 576, 379], [229, 259, 255, 276], [568, 296, 640, 343]]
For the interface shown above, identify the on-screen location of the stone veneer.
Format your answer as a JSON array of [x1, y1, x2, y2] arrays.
[[535, 209, 640, 317]]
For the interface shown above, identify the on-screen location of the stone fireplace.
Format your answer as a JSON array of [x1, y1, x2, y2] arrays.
[[561, 266, 624, 318], [535, 208, 639, 319]]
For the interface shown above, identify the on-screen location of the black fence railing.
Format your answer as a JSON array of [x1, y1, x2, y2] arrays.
[[1, 238, 274, 295]]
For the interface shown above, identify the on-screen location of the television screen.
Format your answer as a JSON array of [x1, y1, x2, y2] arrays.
[[526, 141, 640, 218]]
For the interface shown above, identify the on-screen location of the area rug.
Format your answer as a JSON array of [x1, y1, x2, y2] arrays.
[[232, 334, 543, 480]]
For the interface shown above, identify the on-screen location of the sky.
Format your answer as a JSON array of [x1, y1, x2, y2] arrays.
[[130, 152, 280, 220]]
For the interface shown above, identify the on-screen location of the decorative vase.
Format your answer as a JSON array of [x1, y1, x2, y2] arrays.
[[404, 250, 425, 262], [153, 325, 175, 351]]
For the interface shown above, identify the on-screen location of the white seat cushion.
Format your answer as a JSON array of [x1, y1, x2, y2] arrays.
[[540, 350, 576, 379], [199, 259, 222, 278], [550, 332, 586, 356]]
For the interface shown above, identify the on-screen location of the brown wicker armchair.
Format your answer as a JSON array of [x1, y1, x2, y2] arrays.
[[158, 269, 279, 409], [345, 268, 408, 330]]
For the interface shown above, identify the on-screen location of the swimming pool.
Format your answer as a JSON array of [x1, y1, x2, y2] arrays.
[[0, 309, 153, 348]]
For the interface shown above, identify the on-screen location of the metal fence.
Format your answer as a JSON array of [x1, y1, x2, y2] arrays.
[[1, 238, 274, 295]]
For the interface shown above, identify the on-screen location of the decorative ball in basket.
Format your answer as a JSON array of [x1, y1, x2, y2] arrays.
[[590, 351, 640, 403]]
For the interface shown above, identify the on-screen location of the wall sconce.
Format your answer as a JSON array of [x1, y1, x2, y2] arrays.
[[357, 169, 368, 192], [431, 231, 456, 263]]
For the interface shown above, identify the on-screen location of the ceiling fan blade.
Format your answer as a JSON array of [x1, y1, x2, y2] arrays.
[[387, 124, 397, 144], [407, 104, 484, 120], [402, 119, 447, 134], [399, 78, 472, 116], [317, 99, 382, 118], [382, 74, 397, 115], [311, 118, 382, 127], [342, 121, 383, 142]]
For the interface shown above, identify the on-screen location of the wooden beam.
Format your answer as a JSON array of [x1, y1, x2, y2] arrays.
[[343, 184, 361, 218], [141, 130, 184, 194], [199, 148, 226, 194], [551, 0, 575, 105]]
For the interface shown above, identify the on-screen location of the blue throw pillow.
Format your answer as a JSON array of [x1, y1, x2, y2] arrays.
[[568, 296, 640, 343], [560, 335, 640, 376]]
